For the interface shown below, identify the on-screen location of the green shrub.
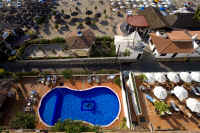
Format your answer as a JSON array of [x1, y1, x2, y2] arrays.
[[0, 68, 5, 75], [52, 119, 101, 133], [114, 77, 121, 87], [8, 55, 17, 61], [96, 69, 118, 74], [154, 101, 170, 116], [52, 10, 57, 16], [61, 9, 64, 14], [26, 39, 50, 44], [50, 37, 66, 43], [15, 71, 39, 77], [123, 49, 131, 56], [138, 74, 147, 81], [62, 70, 73, 79], [194, 6, 200, 21], [35, 16, 46, 25], [10, 112, 36, 129], [90, 36, 116, 57], [120, 117, 127, 129], [55, 24, 59, 29]]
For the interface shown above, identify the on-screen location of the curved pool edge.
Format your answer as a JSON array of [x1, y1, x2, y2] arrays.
[[37, 85, 121, 128]]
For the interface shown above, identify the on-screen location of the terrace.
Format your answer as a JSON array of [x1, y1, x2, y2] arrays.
[[133, 72, 200, 131], [0, 73, 125, 130]]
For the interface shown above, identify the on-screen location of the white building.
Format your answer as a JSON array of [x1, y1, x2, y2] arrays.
[[114, 31, 145, 59], [148, 30, 200, 61]]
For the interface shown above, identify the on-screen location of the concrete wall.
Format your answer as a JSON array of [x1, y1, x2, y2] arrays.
[[120, 72, 131, 129]]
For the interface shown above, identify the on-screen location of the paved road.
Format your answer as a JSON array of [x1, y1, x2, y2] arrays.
[[0, 51, 200, 72], [1, 59, 200, 73]]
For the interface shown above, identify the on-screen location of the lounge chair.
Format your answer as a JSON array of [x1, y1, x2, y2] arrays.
[[96, 75, 100, 83], [139, 85, 146, 91], [170, 101, 180, 112], [196, 86, 200, 93], [191, 86, 200, 96], [145, 94, 156, 103], [88, 75, 92, 84], [195, 113, 200, 118]]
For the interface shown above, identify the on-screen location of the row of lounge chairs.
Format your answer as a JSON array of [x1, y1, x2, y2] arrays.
[[88, 75, 100, 84], [145, 94, 200, 118], [24, 90, 38, 112], [38, 75, 57, 86], [145, 94, 179, 115]]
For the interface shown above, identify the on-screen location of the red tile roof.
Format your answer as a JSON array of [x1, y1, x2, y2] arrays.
[[150, 33, 194, 54], [167, 30, 200, 41], [126, 15, 149, 27]]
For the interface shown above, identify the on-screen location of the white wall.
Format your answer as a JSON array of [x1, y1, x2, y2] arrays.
[[120, 72, 131, 128]]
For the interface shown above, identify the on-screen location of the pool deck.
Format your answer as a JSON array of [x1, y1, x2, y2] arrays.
[[12, 76, 125, 130]]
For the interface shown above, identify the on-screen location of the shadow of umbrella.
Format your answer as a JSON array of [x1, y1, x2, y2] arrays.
[[100, 20, 109, 26], [84, 17, 92, 25], [64, 14, 71, 19], [95, 13, 101, 18], [71, 11, 79, 16], [86, 10, 93, 15]]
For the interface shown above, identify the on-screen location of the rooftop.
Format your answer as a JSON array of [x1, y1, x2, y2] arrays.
[[167, 31, 200, 41], [137, 7, 168, 29], [126, 15, 149, 27], [150, 33, 194, 54], [66, 29, 95, 49], [165, 13, 200, 30]]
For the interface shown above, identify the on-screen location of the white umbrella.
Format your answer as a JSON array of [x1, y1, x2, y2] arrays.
[[154, 73, 166, 83], [186, 98, 200, 113], [172, 86, 188, 101], [191, 72, 200, 82], [179, 72, 192, 83], [145, 73, 155, 83], [153, 86, 167, 100], [167, 72, 180, 83]]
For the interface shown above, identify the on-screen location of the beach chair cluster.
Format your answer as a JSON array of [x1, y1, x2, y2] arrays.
[[87, 75, 100, 84], [142, 72, 200, 118], [24, 90, 38, 112], [38, 75, 57, 86]]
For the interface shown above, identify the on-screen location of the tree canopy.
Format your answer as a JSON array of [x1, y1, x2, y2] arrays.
[[51, 119, 101, 133]]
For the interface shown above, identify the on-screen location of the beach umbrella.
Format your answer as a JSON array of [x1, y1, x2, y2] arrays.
[[145, 73, 155, 83], [191, 72, 200, 82], [172, 86, 188, 101], [86, 10, 93, 15], [139, 7, 145, 10], [153, 86, 167, 100], [186, 98, 200, 113], [160, 7, 165, 11], [154, 73, 166, 83], [179, 72, 192, 83], [167, 72, 180, 83], [71, 11, 78, 16]]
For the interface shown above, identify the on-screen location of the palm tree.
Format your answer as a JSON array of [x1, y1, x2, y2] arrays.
[[194, 6, 200, 21]]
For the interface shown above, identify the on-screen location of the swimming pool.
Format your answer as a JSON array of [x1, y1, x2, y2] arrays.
[[38, 86, 120, 127]]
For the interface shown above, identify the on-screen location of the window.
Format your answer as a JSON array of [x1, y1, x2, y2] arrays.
[[160, 53, 167, 56]]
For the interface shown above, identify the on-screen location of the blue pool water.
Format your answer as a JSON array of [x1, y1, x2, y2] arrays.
[[38, 87, 120, 126]]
